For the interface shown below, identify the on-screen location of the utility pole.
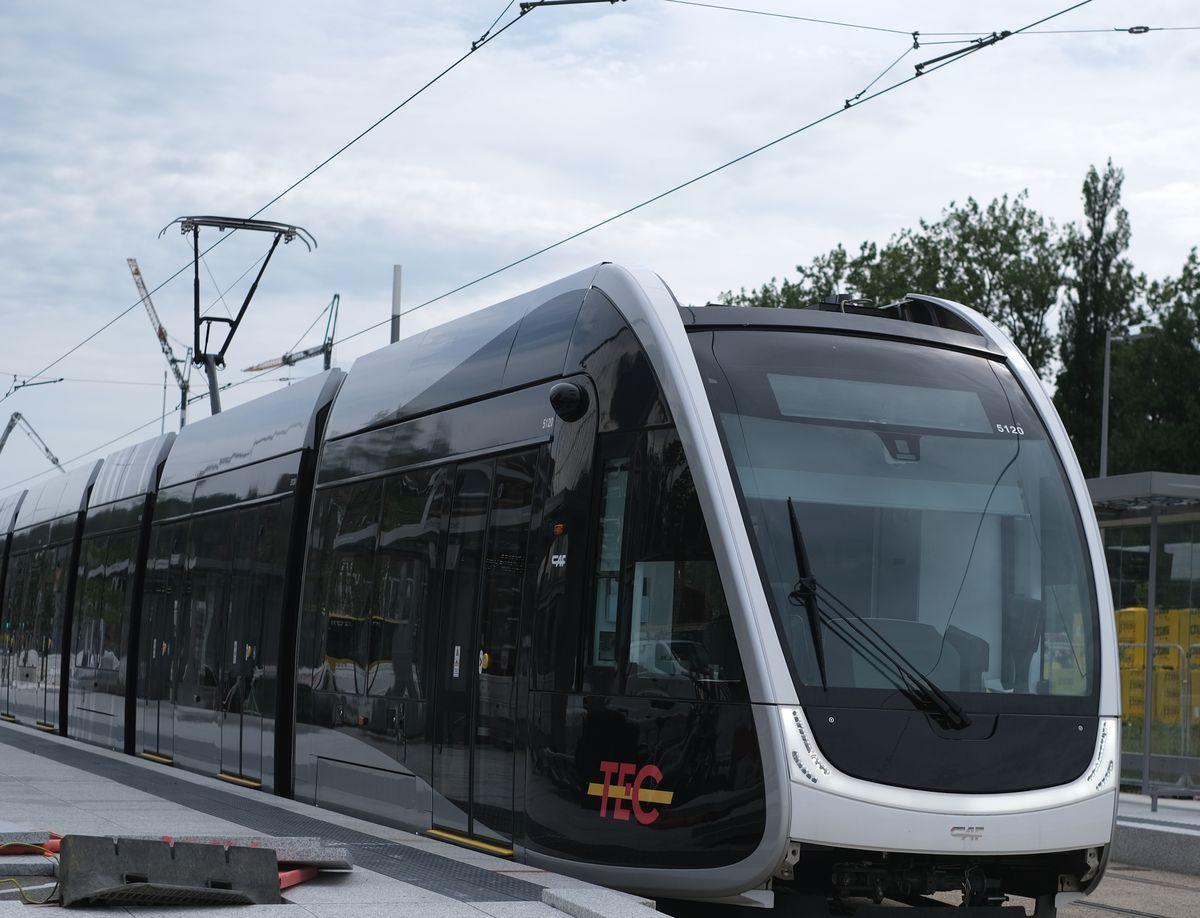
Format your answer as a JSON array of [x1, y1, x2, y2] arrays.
[[0, 413, 65, 474], [128, 258, 191, 429], [391, 265, 403, 343]]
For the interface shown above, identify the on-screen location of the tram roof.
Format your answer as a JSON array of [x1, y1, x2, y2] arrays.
[[325, 264, 602, 442], [159, 369, 345, 489], [90, 433, 175, 509], [13, 460, 103, 533], [679, 295, 1003, 358], [0, 489, 25, 538]]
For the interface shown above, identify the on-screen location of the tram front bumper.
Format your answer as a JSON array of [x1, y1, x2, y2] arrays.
[[781, 706, 1119, 855]]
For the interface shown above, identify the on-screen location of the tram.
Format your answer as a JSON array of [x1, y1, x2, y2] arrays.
[[0, 264, 1118, 915]]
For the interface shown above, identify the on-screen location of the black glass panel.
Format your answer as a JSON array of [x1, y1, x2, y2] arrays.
[[501, 290, 586, 389], [565, 289, 670, 432], [473, 451, 537, 840], [174, 512, 233, 775], [432, 461, 493, 833], [623, 430, 746, 702], [139, 522, 186, 758], [371, 467, 449, 777]]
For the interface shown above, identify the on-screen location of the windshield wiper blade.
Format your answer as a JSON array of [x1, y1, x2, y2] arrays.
[[815, 585, 972, 730], [786, 497, 827, 688]]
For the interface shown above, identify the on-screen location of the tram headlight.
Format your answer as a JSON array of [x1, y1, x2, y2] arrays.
[[782, 706, 830, 785], [1085, 718, 1117, 792]]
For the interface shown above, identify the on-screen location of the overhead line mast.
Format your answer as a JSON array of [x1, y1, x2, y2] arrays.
[[128, 258, 192, 429]]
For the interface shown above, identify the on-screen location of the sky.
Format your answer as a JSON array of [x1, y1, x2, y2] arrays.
[[1, 0, 1198, 491]]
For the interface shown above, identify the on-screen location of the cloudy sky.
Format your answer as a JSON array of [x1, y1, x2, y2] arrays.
[[1, 0, 1197, 490]]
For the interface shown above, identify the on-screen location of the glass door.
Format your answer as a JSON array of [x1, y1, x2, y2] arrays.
[[432, 449, 538, 845], [432, 460, 493, 834]]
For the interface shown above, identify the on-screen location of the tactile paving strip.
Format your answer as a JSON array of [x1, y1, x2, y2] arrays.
[[0, 728, 543, 902]]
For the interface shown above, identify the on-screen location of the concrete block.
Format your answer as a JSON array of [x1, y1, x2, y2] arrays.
[[152, 835, 352, 869], [541, 887, 658, 918], [58, 835, 281, 907]]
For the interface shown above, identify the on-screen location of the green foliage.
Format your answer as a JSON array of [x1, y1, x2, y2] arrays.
[[720, 159, 1200, 475], [1052, 160, 1143, 477], [1106, 249, 1200, 476], [720, 193, 1063, 376]]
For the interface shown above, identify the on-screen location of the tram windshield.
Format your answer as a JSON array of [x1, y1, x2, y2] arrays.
[[691, 329, 1098, 710]]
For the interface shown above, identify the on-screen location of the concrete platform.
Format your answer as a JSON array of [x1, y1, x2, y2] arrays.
[[1112, 793, 1200, 877], [0, 721, 656, 918]]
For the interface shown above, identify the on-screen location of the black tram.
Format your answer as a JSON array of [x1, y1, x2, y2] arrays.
[[0, 264, 1119, 915]]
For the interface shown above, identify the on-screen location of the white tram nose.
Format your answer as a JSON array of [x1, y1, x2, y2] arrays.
[[782, 706, 1119, 855]]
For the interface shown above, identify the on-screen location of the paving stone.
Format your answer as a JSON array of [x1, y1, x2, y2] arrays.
[[0, 724, 658, 918], [0, 855, 55, 876], [541, 888, 659, 918]]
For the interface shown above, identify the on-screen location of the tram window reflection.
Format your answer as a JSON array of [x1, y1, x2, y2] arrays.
[[602, 429, 747, 702], [589, 457, 627, 675]]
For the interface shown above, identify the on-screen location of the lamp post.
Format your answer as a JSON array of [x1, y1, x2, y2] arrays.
[[1099, 328, 1151, 478]]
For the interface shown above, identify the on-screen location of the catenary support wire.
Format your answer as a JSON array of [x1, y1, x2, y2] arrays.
[[331, 0, 1098, 351], [0, 0, 1103, 489], [11, 0, 545, 395]]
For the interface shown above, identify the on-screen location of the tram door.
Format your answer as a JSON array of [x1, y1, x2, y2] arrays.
[[432, 450, 537, 844], [139, 522, 186, 762], [219, 506, 273, 786]]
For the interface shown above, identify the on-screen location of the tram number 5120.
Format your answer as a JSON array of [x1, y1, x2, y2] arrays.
[[994, 423, 1024, 435]]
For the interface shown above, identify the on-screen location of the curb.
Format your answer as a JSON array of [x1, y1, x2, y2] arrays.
[[1112, 823, 1200, 876], [542, 887, 660, 918]]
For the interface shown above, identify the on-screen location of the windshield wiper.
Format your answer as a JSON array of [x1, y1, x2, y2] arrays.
[[816, 586, 972, 730], [784, 497, 971, 730], [786, 497, 828, 688]]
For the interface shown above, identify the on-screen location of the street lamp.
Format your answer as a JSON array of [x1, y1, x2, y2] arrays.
[[1099, 327, 1152, 478]]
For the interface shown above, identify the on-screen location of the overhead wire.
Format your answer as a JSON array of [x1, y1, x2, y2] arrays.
[[200, 255, 234, 318], [660, 0, 910, 35], [12, 0, 541, 395], [0, 0, 1103, 491], [845, 41, 916, 108], [660, 0, 1196, 40], [0, 365, 284, 492], [332, 0, 1099, 351]]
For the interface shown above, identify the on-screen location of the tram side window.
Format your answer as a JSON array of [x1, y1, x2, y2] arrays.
[[583, 430, 746, 701], [74, 537, 109, 672], [298, 482, 380, 704], [372, 468, 448, 702], [625, 429, 745, 701], [583, 457, 628, 692]]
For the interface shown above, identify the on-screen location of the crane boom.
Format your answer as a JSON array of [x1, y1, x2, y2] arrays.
[[242, 294, 340, 373], [128, 258, 190, 428], [0, 412, 65, 474], [128, 258, 187, 390]]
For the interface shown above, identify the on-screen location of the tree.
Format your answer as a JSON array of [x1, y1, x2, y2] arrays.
[[720, 192, 1063, 376], [1053, 160, 1142, 477], [1106, 249, 1200, 475]]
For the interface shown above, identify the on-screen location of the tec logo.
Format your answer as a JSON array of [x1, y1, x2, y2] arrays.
[[587, 761, 674, 825]]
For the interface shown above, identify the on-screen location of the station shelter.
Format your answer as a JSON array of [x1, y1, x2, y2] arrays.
[[1089, 472, 1200, 795]]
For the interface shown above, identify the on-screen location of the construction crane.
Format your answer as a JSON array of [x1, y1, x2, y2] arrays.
[[0, 413, 65, 474], [128, 258, 192, 428], [243, 294, 340, 373]]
